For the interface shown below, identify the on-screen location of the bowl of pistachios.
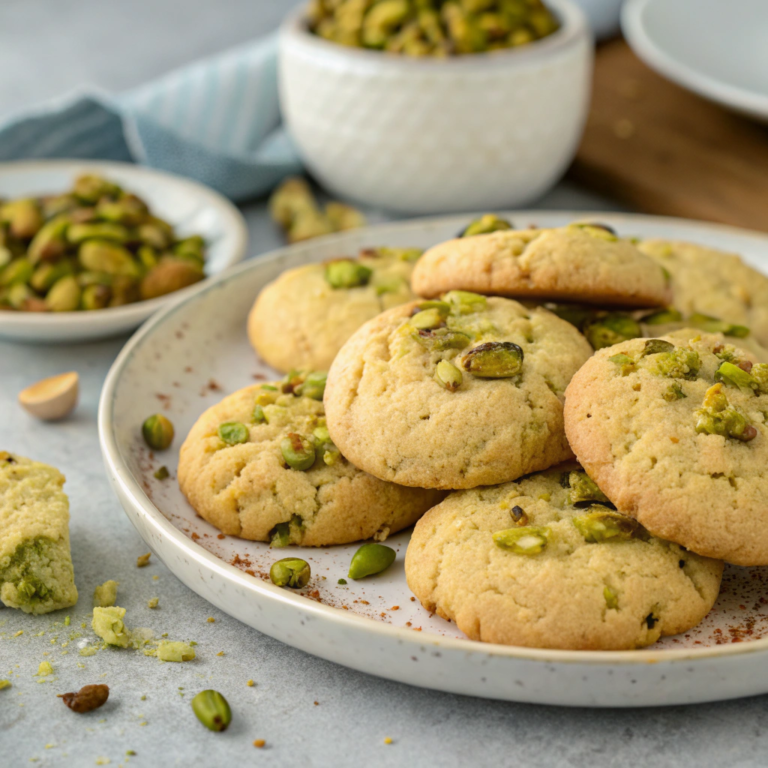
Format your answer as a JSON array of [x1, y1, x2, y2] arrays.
[[0, 160, 248, 343], [279, 0, 593, 215]]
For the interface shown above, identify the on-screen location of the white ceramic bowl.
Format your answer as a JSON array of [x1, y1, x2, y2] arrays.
[[279, 0, 593, 214], [0, 160, 248, 343], [623, 0, 768, 123]]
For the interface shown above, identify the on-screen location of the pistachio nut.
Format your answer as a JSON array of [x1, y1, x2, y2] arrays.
[[137, 246, 158, 270], [435, 360, 462, 391], [269, 522, 291, 548], [603, 586, 619, 610], [96, 195, 149, 226], [348, 543, 396, 580], [695, 383, 757, 442], [140, 259, 203, 300], [752, 364, 768, 395], [137, 221, 173, 251], [459, 214, 512, 237], [640, 308, 683, 325], [59, 684, 110, 714], [296, 371, 327, 400], [410, 307, 446, 330], [269, 558, 311, 589], [567, 470, 610, 506], [641, 339, 675, 357], [570, 222, 618, 241], [663, 382, 687, 402], [460, 341, 524, 378], [46, 275, 81, 312], [413, 326, 471, 351], [5, 283, 32, 309], [281, 433, 316, 470], [109, 275, 141, 307], [27, 216, 70, 264], [573, 508, 645, 543], [548, 304, 595, 330], [608, 353, 636, 376], [324, 259, 372, 289], [647, 347, 701, 380], [142, 414, 175, 451], [0, 257, 33, 287], [0, 198, 43, 239], [493, 526, 549, 555], [715, 361, 758, 393], [218, 421, 249, 446], [67, 222, 130, 244], [688, 313, 750, 338], [174, 235, 206, 261], [443, 289, 487, 314], [72, 174, 120, 204], [510, 505, 529, 526], [30, 259, 75, 293], [79, 240, 140, 277], [584, 314, 642, 350], [191, 690, 232, 732]]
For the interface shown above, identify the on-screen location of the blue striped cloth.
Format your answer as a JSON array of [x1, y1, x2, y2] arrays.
[[0, 35, 302, 202]]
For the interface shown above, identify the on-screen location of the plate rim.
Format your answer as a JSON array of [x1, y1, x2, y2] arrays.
[[622, 0, 768, 121], [99, 209, 768, 669], [0, 158, 249, 333]]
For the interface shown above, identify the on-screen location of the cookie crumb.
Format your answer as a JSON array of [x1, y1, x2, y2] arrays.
[[147, 598, 159, 609], [384, 737, 393, 745], [136, 553, 151, 568], [253, 740, 266, 749], [206, 617, 215, 623], [247, 679, 255, 687]]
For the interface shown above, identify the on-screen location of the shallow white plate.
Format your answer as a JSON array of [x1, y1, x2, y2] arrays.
[[623, 0, 768, 122], [100, 212, 768, 707], [0, 160, 248, 343]]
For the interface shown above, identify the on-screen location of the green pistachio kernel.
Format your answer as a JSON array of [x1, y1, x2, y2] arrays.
[[663, 382, 687, 402], [252, 404, 266, 424], [153, 465, 170, 481], [261, 384, 278, 391], [648, 347, 701, 380], [715, 361, 758, 392], [413, 327, 471, 351], [435, 360, 463, 392], [67, 222, 130, 244], [324, 259, 372, 289], [460, 341, 524, 378], [80, 283, 112, 310], [569, 222, 618, 241], [642, 339, 675, 356], [573, 508, 645, 543], [460, 214, 512, 237], [584, 314, 642, 350], [688, 313, 749, 338], [752, 364, 768, 394], [608, 353, 636, 376], [298, 371, 327, 400], [281, 433, 316, 470], [604, 586, 619, 610], [46, 275, 81, 312], [510, 505, 529, 526], [270, 522, 291, 548], [695, 383, 757, 442], [348, 543, 397, 580], [269, 558, 311, 589], [322, 444, 341, 466], [191, 690, 232, 732], [493, 526, 549, 555], [640, 308, 683, 325], [410, 307, 445, 330], [548, 304, 595, 330], [142, 414, 175, 451], [443, 290, 487, 314], [218, 421, 249, 446], [567, 471, 610, 505], [1, 257, 33, 287], [338, 578, 347, 585], [313, 425, 331, 443]]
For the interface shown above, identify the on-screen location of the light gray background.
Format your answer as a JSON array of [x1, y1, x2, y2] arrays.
[[2, 2, 765, 767]]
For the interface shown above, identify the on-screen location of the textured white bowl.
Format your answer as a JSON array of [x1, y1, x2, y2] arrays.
[[623, 0, 768, 123], [279, 0, 593, 214], [0, 160, 248, 343]]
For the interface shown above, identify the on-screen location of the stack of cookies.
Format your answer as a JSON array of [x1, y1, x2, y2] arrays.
[[179, 214, 768, 652]]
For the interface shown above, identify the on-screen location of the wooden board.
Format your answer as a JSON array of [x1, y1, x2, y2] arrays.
[[569, 39, 768, 232]]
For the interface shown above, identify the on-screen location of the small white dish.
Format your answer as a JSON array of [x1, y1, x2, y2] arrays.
[[279, 0, 593, 214], [623, 0, 768, 123], [0, 160, 248, 343], [100, 211, 768, 707]]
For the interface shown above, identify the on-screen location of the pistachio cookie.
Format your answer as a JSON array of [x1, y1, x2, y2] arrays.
[[639, 239, 768, 347], [411, 224, 670, 307], [178, 372, 442, 546], [247, 247, 422, 373], [565, 334, 768, 565], [405, 466, 723, 650], [324, 294, 592, 489], [0, 452, 78, 614]]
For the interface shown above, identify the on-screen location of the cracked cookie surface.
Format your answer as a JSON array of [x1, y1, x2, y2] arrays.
[[324, 296, 592, 489], [565, 333, 768, 565], [411, 225, 670, 307], [178, 378, 442, 546], [405, 465, 723, 650], [639, 239, 768, 347], [247, 247, 421, 373]]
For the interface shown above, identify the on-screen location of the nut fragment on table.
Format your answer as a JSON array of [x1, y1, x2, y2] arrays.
[[59, 684, 110, 714], [269, 177, 366, 243], [18, 371, 79, 421], [307, 0, 559, 56]]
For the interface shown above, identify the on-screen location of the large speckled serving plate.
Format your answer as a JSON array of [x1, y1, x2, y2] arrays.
[[99, 211, 768, 707]]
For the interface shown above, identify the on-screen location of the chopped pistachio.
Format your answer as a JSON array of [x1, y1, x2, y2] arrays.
[[92, 606, 131, 647], [460, 214, 512, 237], [137, 553, 151, 568], [688, 313, 750, 338], [695, 383, 757, 442], [324, 259, 372, 289], [567, 471, 610, 505], [93, 580, 119, 608], [443, 290, 487, 314], [36, 661, 54, 676], [493, 526, 549, 555], [218, 421, 249, 446], [603, 586, 619, 610], [647, 347, 701, 380], [663, 382, 687, 402], [281, 433, 316, 470], [715, 361, 758, 392], [153, 465, 170, 480], [412, 327, 471, 351], [435, 360, 462, 392], [584, 314, 642, 350], [147, 598, 159, 609], [573, 508, 645, 543], [460, 341, 524, 378], [157, 641, 195, 662], [608, 353, 636, 376]]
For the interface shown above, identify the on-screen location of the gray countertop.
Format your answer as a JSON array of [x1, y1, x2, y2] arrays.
[[2, 2, 767, 766]]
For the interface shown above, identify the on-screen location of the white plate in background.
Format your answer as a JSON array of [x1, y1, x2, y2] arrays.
[[0, 159, 248, 343], [623, 0, 768, 122], [100, 211, 768, 707]]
